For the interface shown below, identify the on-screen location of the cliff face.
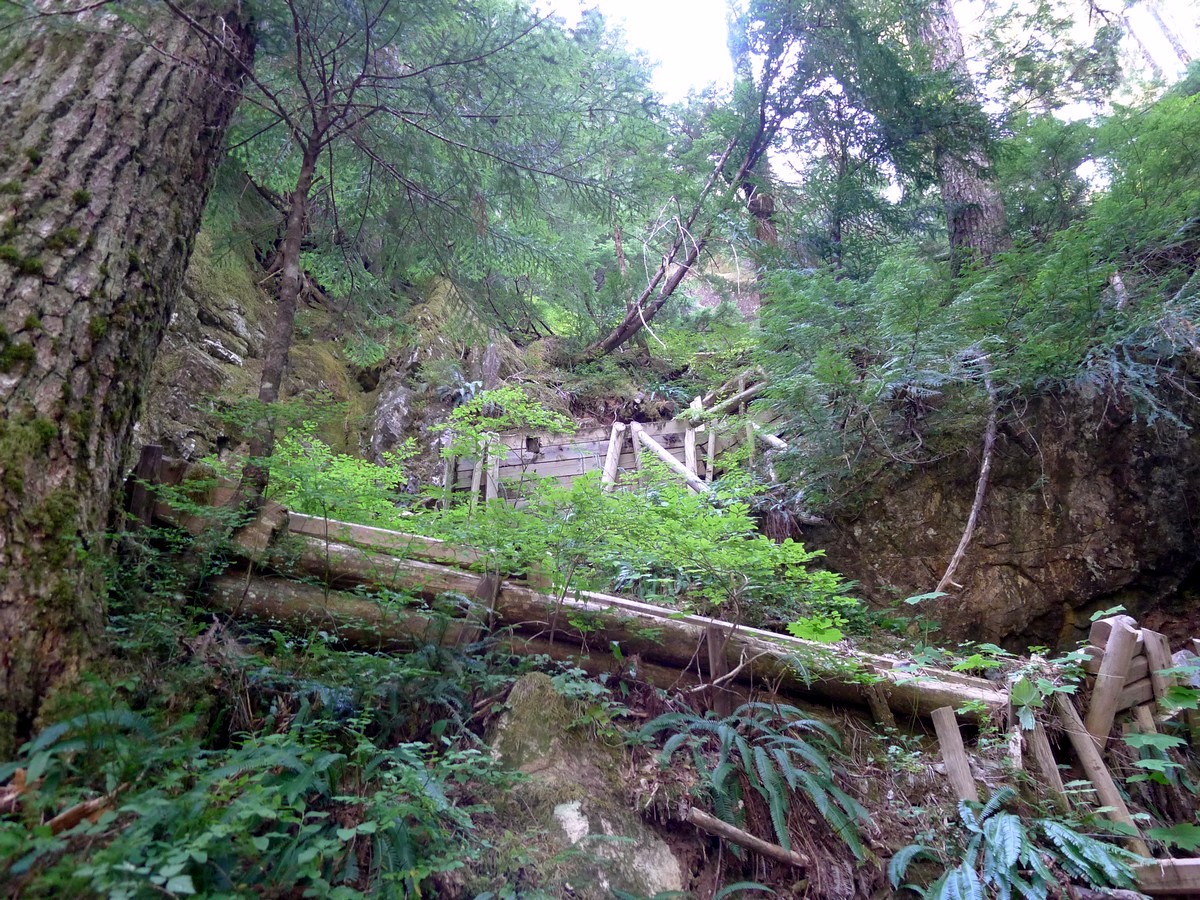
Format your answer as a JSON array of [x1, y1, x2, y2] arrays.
[[807, 383, 1200, 649]]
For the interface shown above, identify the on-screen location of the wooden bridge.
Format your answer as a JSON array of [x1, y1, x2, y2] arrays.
[[450, 376, 783, 502]]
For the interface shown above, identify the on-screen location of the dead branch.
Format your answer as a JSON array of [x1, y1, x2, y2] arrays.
[[936, 353, 997, 594]]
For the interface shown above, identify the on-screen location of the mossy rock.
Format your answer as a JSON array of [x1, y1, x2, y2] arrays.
[[486, 673, 684, 899]]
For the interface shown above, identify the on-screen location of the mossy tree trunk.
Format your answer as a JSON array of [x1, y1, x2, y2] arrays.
[[917, 0, 1011, 268], [0, 1, 252, 752]]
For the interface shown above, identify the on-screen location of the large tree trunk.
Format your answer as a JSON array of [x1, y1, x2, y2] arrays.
[[917, 0, 1010, 267], [0, 1, 252, 752]]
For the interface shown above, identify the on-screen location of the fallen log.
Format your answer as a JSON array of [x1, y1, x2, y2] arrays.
[[266, 534, 1006, 722], [206, 574, 763, 704]]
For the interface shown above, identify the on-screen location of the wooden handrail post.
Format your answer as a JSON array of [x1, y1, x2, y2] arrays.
[[932, 706, 979, 802]]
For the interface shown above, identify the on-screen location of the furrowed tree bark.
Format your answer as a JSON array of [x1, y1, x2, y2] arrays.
[[917, 0, 1010, 268], [0, 0, 252, 752]]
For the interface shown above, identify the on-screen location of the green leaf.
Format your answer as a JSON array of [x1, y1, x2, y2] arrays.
[[164, 874, 196, 895], [1123, 732, 1186, 752], [904, 591, 947, 605], [1147, 823, 1200, 851], [1162, 686, 1200, 710]]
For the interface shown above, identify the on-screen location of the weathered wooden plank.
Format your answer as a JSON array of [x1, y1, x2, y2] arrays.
[[601, 423, 625, 491], [1085, 618, 1140, 749], [1138, 859, 1200, 896], [630, 423, 709, 494], [1142, 629, 1178, 708], [932, 706, 979, 802], [1055, 694, 1150, 856], [1117, 676, 1155, 712], [709, 381, 767, 416], [684, 398, 701, 476], [1024, 721, 1067, 810], [288, 512, 481, 568], [1090, 615, 1145, 655], [1083, 646, 1149, 682]]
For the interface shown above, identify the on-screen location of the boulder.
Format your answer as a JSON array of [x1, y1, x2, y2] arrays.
[[489, 673, 686, 898]]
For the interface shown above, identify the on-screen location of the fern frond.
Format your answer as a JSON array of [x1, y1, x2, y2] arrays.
[[888, 844, 937, 888], [753, 746, 790, 851], [980, 786, 1018, 821], [982, 811, 1023, 870], [940, 862, 983, 900]]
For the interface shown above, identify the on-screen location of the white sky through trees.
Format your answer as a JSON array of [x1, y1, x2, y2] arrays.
[[545, 0, 1199, 101]]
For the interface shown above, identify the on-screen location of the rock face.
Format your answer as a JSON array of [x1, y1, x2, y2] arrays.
[[808, 385, 1200, 649], [489, 673, 687, 898], [138, 232, 268, 459]]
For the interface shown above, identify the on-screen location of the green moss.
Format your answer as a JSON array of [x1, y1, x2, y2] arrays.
[[127, 251, 141, 271], [71, 189, 91, 207], [46, 227, 80, 251], [0, 414, 59, 494], [89, 315, 108, 339], [0, 340, 35, 372], [24, 314, 41, 330], [67, 407, 93, 438], [30, 488, 79, 569], [0, 181, 20, 195], [0, 244, 43, 276], [23, 147, 42, 167]]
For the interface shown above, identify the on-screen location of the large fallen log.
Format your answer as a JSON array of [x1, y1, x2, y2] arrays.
[[206, 574, 743, 700], [260, 533, 1006, 721]]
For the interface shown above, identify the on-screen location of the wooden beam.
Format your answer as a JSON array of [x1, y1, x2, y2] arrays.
[[1142, 629, 1178, 709], [1084, 647, 1149, 682], [1090, 615, 1144, 655], [1055, 694, 1150, 856], [752, 424, 788, 451], [601, 422, 626, 492], [1117, 677, 1155, 712], [485, 449, 500, 502], [1024, 721, 1068, 811], [705, 426, 717, 484], [469, 453, 484, 508], [932, 706, 979, 802], [684, 398, 702, 476], [288, 513, 482, 568], [1138, 859, 1200, 896], [707, 381, 767, 416], [1085, 617, 1140, 750], [629, 422, 710, 494], [440, 453, 457, 508]]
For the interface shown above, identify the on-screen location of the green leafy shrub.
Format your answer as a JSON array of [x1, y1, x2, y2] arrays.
[[434, 386, 574, 460], [267, 422, 413, 526], [418, 466, 859, 630]]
